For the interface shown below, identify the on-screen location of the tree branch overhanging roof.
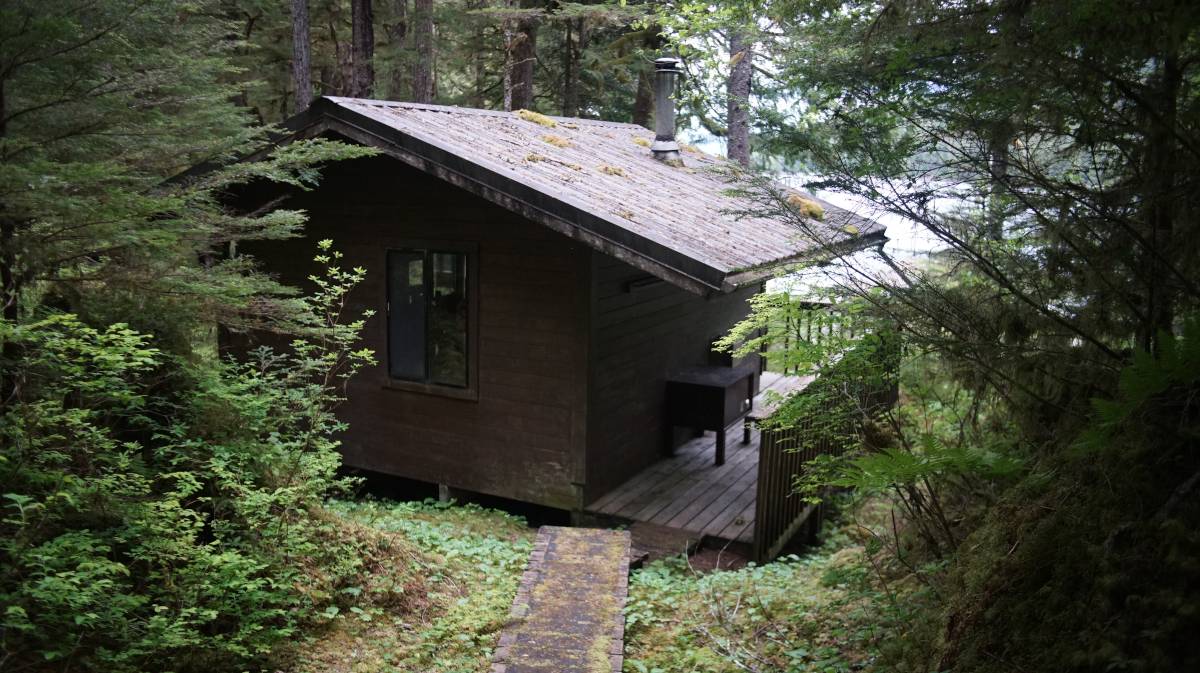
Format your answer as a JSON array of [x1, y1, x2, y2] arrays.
[[283, 97, 887, 294]]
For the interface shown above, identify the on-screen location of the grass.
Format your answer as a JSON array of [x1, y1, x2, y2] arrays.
[[623, 496, 914, 673], [283, 498, 534, 673], [279, 495, 909, 673]]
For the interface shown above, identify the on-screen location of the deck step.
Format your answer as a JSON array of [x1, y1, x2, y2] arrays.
[[628, 521, 701, 565], [492, 526, 630, 673]]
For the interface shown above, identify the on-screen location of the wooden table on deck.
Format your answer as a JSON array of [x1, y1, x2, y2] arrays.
[[665, 365, 756, 466]]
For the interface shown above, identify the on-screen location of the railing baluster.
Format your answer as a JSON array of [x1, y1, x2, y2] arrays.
[[752, 333, 901, 563]]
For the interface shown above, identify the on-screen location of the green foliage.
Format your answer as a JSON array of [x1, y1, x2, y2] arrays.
[[0, 247, 374, 673], [292, 498, 535, 673], [921, 320, 1200, 673], [0, 0, 376, 334], [221, 0, 655, 123], [624, 498, 922, 673], [1084, 317, 1200, 446]]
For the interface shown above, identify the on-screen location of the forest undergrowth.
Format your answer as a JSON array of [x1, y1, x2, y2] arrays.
[[624, 495, 922, 673], [281, 494, 912, 673], [280, 499, 534, 673]]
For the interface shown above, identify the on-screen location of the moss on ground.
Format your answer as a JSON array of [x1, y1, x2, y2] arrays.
[[277, 496, 915, 673], [282, 499, 534, 673], [623, 496, 918, 673]]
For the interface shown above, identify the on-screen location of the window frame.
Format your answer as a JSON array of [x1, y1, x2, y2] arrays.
[[382, 241, 479, 401]]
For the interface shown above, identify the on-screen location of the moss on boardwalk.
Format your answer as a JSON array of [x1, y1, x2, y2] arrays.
[[493, 526, 631, 673]]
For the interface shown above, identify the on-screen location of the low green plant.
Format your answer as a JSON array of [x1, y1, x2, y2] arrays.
[[0, 243, 374, 673], [623, 497, 918, 673], [289, 498, 535, 673]]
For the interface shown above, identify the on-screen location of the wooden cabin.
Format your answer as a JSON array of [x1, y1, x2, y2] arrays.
[[230, 86, 885, 547]]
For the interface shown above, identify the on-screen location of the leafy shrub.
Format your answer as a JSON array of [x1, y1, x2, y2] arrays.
[[624, 498, 918, 673], [304, 499, 535, 673], [925, 320, 1200, 673], [0, 244, 374, 673]]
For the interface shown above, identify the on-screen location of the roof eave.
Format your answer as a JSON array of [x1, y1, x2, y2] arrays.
[[721, 230, 889, 290]]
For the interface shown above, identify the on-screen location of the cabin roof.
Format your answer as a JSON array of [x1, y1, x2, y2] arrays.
[[283, 97, 886, 294]]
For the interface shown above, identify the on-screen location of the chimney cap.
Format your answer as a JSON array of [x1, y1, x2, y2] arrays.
[[654, 57, 681, 71]]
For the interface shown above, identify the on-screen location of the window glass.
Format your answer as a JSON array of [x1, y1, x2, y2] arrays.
[[429, 252, 469, 387], [387, 248, 469, 388], [387, 250, 426, 381]]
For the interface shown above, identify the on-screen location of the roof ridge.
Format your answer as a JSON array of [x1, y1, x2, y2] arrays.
[[323, 96, 645, 130]]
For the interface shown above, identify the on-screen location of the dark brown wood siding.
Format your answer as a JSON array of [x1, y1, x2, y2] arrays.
[[238, 156, 588, 510], [584, 253, 760, 504]]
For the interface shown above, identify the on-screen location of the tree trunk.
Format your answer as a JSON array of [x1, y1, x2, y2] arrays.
[[1141, 52, 1181, 354], [560, 18, 579, 117], [290, 0, 313, 112], [386, 0, 408, 98], [633, 69, 652, 128], [509, 0, 538, 110], [726, 29, 753, 167], [328, 18, 354, 95], [632, 25, 664, 128], [411, 0, 435, 102], [986, 123, 1011, 241], [0, 78, 25, 405], [351, 0, 375, 97], [502, 0, 515, 110]]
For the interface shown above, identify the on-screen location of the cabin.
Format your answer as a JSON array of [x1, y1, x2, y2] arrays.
[[228, 60, 886, 557]]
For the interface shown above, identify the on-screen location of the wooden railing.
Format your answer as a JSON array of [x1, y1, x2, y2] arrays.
[[768, 301, 858, 375], [751, 335, 899, 563]]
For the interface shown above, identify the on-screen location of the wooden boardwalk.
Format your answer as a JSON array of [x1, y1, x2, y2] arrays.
[[492, 526, 630, 673], [585, 371, 811, 546]]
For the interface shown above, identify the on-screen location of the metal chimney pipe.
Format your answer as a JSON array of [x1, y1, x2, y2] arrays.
[[651, 57, 681, 163]]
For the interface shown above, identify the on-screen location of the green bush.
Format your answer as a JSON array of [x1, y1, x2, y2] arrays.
[[0, 245, 374, 673], [927, 321, 1200, 673]]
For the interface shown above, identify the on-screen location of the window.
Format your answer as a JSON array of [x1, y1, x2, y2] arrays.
[[387, 248, 470, 389]]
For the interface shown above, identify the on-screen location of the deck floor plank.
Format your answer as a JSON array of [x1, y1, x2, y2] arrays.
[[592, 430, 722, 515], [661, 454, 758, 530], [636, 438, 757, 524], [678, 458, 760, 533], [585, 371, 813, 546], [610, 443, 721, 519]]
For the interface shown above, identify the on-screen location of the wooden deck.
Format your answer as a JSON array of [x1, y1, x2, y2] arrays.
[[585, 371, 811, 546]]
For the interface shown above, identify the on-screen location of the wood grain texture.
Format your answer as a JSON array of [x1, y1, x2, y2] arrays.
[[583, 254, 761, 503], [237, 156, 588, 510], [586, 372, 805, 545]]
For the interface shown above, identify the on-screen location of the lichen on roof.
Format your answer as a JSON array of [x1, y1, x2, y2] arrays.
[[787, 193, 826, 221], [632, 136, 650, 148], [527, 152, 582, 171], [516, 109, 557, 128], [542, 133, 572, 148], [315, 98, 887, 284]]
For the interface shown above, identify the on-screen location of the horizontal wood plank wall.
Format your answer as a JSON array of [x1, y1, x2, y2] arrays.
[[237, 155, 588, 510], [584, 254, 760, 504]]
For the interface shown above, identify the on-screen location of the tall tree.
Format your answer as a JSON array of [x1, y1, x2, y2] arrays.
[[509, 0, 540, 110], [291, 0, 313, 111], [385, 0, 409, 98], [411, 0, 435, 102], [351, 0, 376, 97], [560, 17, 582, 116], [632, 25, 665, 128], [725, 29, 752, 166]]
